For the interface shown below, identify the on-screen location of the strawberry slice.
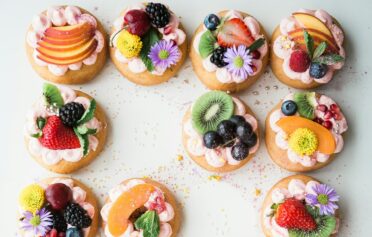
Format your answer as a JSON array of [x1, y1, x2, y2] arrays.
[[39, 116, 81, 150], [217, 18, 255, 47], [275, 198, 317, 231]]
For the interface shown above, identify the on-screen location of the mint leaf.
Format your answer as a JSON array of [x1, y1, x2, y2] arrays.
[[247, 38, 265, 52], [134, 210, 160, 237], [73, 128, 89, 156], [43, 83, 64, 108], [31, 132, 42, 138], [76, 125, 97, 135], [140, 27, 160, 71], [303, 30, 314, 56], [198, 30, 216, 58], [313, 54, 344, 65], [77, 99, 96, 126], [312, 42, 327, 59], [36, 117, 46, 130]]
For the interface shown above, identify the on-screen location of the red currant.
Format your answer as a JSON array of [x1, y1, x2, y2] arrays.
[[330, 104, 340, 113], [313, 117, 324, 124], [324, 111, 334, 120], [322, 120, 333, 129], [317, 104, 328, 112]]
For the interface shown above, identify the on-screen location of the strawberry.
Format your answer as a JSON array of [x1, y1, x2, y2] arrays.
[[39, 116, 81, 150], [289, 50, 311, 72], [217, 18, 255, 47], [275, 198, 317, 231]]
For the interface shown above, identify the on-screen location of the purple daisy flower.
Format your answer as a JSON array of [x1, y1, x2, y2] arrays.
[[223, 45, 254, 79], [306, 183, 340, 216], [20, 208, 53, 236], [148, 40, 181, 69]]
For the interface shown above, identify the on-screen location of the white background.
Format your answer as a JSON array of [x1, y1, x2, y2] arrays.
[[1, 0, 371, 236]]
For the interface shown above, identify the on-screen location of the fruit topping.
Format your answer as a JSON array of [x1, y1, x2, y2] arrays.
[[281, 100, 298, 116], [210, 47, 228, 68], [229, 115, 246, 126], [64, 203, 92, 229], [288, 128, 318, 156], [293, 92, 316, 120], [148, 196, 166, 213], [66, 227, 82, 237], [198, 30, 216, 59], [204, 14, 220, 31], [19, 184, 45, 213], [217, 18, 254, 47], [330, 104, 340, 113], [242, 132, 257, 148], [45, 228, 58, 237], [276, 116, 336, 155], [289, 50, 311, 72], [124, 10, 151, 36], [236, 122, 253, 142], [51, 212, 67, 232], [191, 91, 234, 134], [145, 2, 170, 28], [117, 30, 143, 58], [250, 50, 261, 59], [203, 131, 223, 149], [309, 62, 328, 78], [59, 102, 85, 127], [316, 104, 327, 113], [275, 198, 317, 231], [43, 83, 64, 108], [231, 142, 249, 161], [39, 116, 81, 150], [322, 120, 333, 130], [216, 120, 236, 143], [46, 183, 72, 211]]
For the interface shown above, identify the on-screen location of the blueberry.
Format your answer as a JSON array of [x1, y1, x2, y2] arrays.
[[204, 14, 220, 31], [281, 100, 298, 116], [229, 115, 246, 126], [231, 142, 249, 160], [236, 122, 253, 142], [242, 132, 257, 148], [66, 227, 82, 237], [309, 62, 328, 79], [203, 131, 223, 149]]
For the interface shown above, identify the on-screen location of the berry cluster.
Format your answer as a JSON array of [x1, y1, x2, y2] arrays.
[[202, 115, 257, 161], [314, 103, 342, 130]]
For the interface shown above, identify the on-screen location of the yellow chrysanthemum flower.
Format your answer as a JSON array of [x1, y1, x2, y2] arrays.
[[288, 128, 318, 156], [117, 30, 143, 58], [19, 184, 45, 213]]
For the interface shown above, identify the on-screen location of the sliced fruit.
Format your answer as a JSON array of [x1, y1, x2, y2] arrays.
[[41, 30, 95, 45], [217, 18, 255, 47], [276, 116, 336, 155], [44, 22, 92, 39], [198, 30, 216, 59], [192, 91, 234, 134], [107, 184, 156, 236], [43, 83, 64, 107], [38, 36, 93, 52], [293, 92, 316, 119], [288, 28, 338, 53], [292, 13, 333, 39]]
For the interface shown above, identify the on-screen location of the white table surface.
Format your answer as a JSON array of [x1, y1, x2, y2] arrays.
[[1, 0, 371, 236]]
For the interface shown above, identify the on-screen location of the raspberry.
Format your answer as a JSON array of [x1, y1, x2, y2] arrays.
[[289, 50, 311, 72]]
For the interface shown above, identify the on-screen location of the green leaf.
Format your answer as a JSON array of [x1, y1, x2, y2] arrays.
[[31, 132, 42, 138], [36, 117, 46, 130], [312, 42, 327, 59], [43, 83, 64, 108], [134, 210, 160, 237], [140, 27, 160, 71], [77, 99, 96, 126], [76, 125, 97, 135], [198, 30, 216, 58], [303, 30, 314, 56], [247, 38, 265, 52], [313, 54, 345, 65], [73, 128, 89, 156]]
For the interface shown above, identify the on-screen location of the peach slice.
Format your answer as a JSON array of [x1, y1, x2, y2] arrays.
[[276, 116, 336, 155], [41, 30, 94, 46], [107, 184, 156, 236], [38, 36, 92, 52], [288, 28, 338, 53], [44, 22, 92, 39], [292, 13, 333, 39]]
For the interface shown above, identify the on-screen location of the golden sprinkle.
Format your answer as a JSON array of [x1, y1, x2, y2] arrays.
[[255, 188, 261, 197], [177, 155, 184, 161], [208, 175, 222, 181]]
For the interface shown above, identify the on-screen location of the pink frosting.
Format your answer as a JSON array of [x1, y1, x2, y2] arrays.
[[24, 86, 101, 165], [273, 9, 345, 84], [27, 6, 104, 76]]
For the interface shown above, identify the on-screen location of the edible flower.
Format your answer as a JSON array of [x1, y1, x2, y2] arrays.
[[306, 183, 339, 215], [223, 45, 254, 79], [288, 128, 318, 156], [117, 30, 143, 58], [20, 208, 53, 236], [148, 40, 181, 69]]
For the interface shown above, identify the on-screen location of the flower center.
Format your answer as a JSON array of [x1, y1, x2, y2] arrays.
[[288, 128, 318, 156], [30, 215, 41, 227], [158, 50, 170, 60], [317, 194, 329, 205], [233, 56, 244, 68]]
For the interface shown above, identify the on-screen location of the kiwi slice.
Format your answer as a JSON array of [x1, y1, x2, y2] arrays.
[[293, 92, 316, 119], [43, 83, 64, 108], [198, 30, 216, 59], [192, 91, 234, 134], [288, 206, 336, 237]]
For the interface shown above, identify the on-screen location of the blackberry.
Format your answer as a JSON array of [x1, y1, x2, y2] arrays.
[[210, 47, 228, 68], [59, 102, 85, 127], [52, 212, 67, 232], [64, 203, 92, 229], [145, 2, 170, 28]]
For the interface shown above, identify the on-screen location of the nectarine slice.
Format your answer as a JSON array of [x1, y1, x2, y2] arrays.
[[276, 116, 336, 155], [292, 13, 333, 39], [44, 22, 92, 39], [42, 30, 95, 45], [108, 184, 156, 236], [38, 36, 92, 52], [288, 28, 338, 53]]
